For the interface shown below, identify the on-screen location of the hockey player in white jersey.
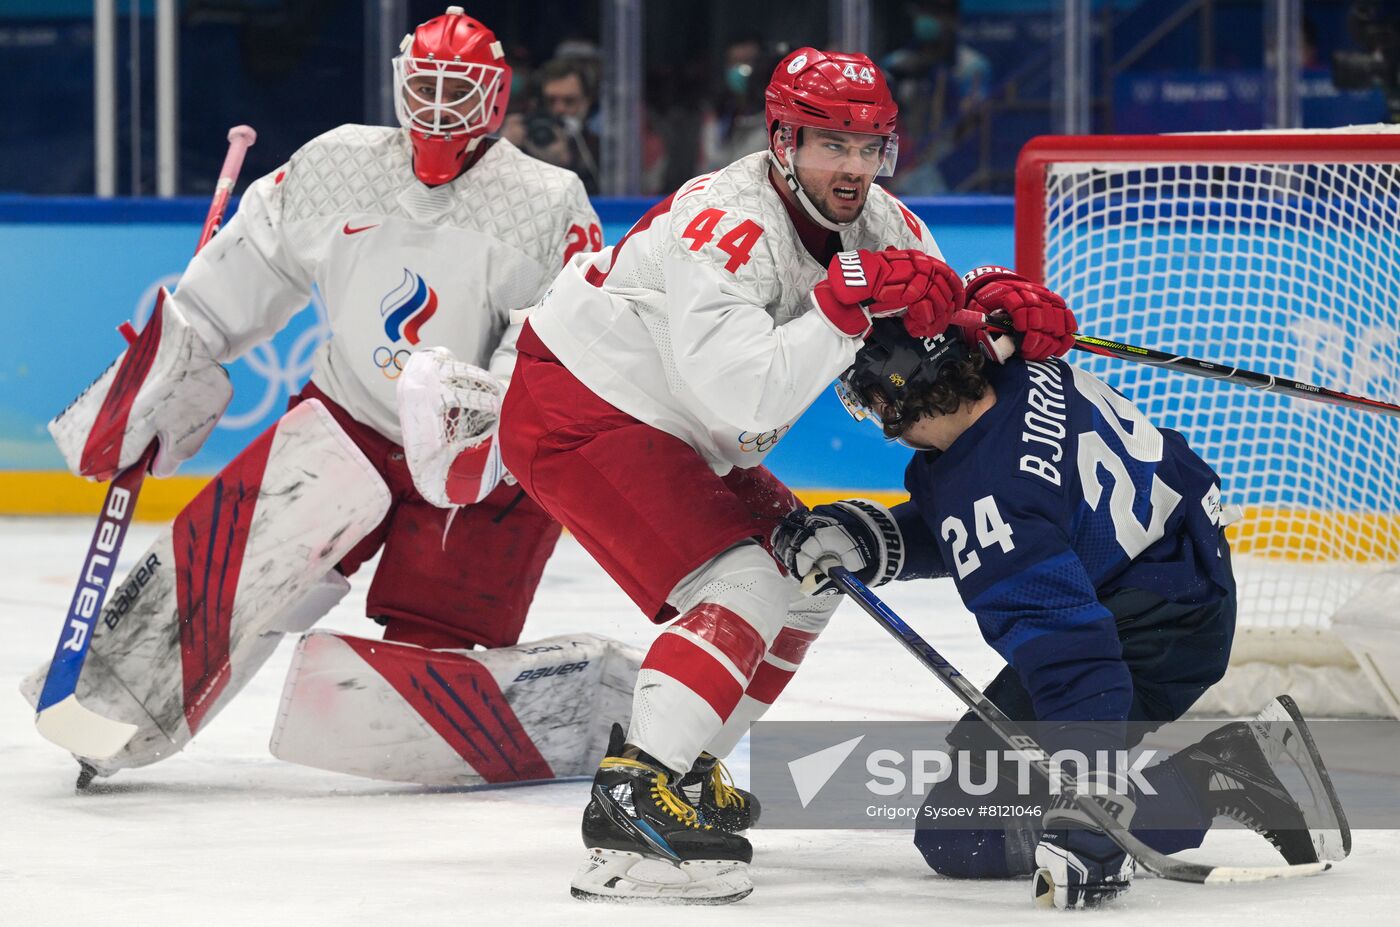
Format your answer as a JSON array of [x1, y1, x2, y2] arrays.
[[25, 7, 636, 789], [496, 47, 1078, 902]]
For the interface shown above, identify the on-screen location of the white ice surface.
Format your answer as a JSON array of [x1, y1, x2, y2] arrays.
[[2, 517, 1393, 925]]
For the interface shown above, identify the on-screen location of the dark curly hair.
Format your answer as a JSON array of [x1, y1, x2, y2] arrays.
[[863, 351, 989, 441]]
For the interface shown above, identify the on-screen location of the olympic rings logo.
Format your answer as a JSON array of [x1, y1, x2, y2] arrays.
[[737, 425, 789, 453], [374, 346, 413, 379], [134, 275, 332, 432]]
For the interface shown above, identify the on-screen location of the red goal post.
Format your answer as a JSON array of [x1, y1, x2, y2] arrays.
[[1012, 127, 1400, 719]]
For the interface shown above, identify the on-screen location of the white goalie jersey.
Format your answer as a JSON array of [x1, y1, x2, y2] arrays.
[[527, 150, 944, 474], [174, 124, 600, 442]]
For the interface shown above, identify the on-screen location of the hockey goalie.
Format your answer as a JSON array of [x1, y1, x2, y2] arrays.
[[21, 6, 639, 789]]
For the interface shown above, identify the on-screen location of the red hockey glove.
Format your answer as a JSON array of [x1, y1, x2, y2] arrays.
[[958, 266, 1077, 362], [811, 249, 964, 339]]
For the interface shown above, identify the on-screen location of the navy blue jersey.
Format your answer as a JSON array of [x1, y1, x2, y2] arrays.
[[896, 357, 1234, 734]]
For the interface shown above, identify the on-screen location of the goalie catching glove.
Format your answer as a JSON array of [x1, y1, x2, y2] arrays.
[[771, 499, 904, 595], [811, 249, 964, 339], [957, 266, 1077, 363], [397, 347, 508, 508]]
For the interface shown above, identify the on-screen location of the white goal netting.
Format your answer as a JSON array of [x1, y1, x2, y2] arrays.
[[1019, 126, 1400, 717]]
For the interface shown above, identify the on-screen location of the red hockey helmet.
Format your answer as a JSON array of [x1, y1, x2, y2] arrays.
[[394, 6, 512, 185], [765, 48, 899, 230]]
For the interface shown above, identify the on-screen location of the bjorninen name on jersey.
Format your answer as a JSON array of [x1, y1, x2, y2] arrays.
[[1020, 360, 1067, 487]]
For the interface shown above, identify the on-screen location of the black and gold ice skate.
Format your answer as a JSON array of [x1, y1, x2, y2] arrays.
[[571, 725, 753, 904], [678, 753, 761, 832]]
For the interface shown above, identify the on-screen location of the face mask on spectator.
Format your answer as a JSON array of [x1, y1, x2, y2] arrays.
[[726, 63, 752, 96], [914, 13, 944, 42]]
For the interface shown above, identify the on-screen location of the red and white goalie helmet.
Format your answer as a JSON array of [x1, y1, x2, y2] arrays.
[[393, 6, 512, 185], [765, 47, 899, 231]]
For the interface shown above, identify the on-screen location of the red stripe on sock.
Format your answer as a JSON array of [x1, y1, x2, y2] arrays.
[[341, 636, 554, 783], [673, 603, 766, 677], [641, 632, 744, 720], [174, 414, 276, 733], [744, 660, 795, 705], [770, 627, 819, 665]]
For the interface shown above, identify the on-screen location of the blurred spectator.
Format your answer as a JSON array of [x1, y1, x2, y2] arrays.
[[700, 32, 776, 171], [500, 57, 601, 192], [882, 0, 992, 194]]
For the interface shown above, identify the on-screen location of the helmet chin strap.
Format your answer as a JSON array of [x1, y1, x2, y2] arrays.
[[769, 149, 855, 234]]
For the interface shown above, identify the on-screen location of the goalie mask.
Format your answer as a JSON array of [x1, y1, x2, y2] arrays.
[[765, 48, 899, 232], [394, 6, 511, 186], [836, 318, 974, 434]]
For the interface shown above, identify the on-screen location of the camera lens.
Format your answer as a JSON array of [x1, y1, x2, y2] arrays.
[[526, 114, 562, 148]]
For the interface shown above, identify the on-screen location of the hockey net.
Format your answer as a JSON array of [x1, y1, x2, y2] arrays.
[[1015, 126, 1400, 718]]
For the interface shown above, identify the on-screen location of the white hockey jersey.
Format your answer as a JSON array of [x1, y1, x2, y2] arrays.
[[527, 151, 944, 474], [174, 125, 600, 442]]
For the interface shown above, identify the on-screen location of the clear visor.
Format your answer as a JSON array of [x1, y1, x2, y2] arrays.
[[785, 126, 898, 178], [835, 374, 879, 424], [393, 55, 503, 136]]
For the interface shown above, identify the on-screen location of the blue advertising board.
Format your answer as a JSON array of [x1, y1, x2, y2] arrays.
[[0, 195, 1013, 495]]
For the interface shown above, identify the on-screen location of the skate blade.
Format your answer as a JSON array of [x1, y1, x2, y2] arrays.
[[570, 848, 752, 904], [1251, 694, 1352, 861]]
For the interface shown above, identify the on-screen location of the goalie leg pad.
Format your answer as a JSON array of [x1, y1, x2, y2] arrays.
[[20, 399, 390, 773], [269, 631, 643, 785]]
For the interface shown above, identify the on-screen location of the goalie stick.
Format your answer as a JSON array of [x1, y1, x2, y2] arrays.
[[821, 562, 1333, 886], [34, 125, 257, 760], [956, 310, 1400, 418]]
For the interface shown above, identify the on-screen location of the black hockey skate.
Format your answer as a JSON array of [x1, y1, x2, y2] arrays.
[[678, 753, 761, 833], [571, 725, 753, 904], [1247, 693, 1351, 862], [1171, 695, 1349, 864]]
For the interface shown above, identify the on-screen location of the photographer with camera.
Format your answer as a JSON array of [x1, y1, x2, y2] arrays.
[[503, 57, 602, 192]]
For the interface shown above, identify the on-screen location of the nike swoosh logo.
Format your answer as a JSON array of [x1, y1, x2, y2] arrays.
[[343, 222, 378, 235]]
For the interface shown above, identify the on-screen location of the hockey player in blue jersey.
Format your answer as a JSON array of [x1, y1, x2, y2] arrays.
[[774, 309, 1349, 908]]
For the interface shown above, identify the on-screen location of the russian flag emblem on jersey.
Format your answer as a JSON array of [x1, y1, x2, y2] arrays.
[[380, 268, 438, 345]]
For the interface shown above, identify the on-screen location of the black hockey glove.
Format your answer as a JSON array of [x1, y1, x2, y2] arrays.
[[771, 500, 904, 596]]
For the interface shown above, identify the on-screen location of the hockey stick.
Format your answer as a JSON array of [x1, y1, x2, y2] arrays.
[[957, 311, 1400, 418], [821, 563, 1332, 885], [34, 125, 257, 759]]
